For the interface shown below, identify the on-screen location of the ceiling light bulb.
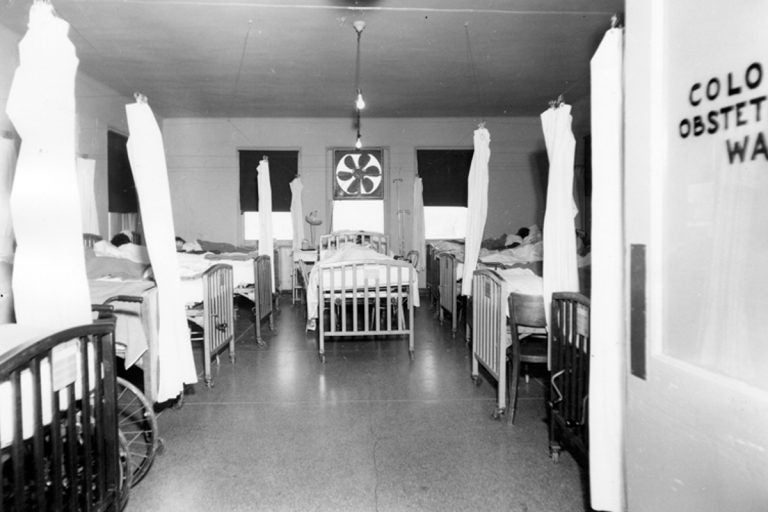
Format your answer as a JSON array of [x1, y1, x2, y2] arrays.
[[355, 136, 363, 149], [355, 91, 366, 110]]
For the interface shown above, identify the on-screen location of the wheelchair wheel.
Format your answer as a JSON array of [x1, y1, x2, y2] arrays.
[[117, 377, 159, 487]]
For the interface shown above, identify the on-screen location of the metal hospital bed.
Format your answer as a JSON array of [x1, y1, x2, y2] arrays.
[[548, 291, 590, 464], [185, 264, 236, 388], [0, 316, 130, 511], [311, 232, 416, 362], [234, 255, 275, 345]]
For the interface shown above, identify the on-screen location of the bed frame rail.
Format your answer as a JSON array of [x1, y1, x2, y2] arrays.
[[549, 291, 590, 463], [0, 319, 122, 511], [317, 259, 414, 362], [426, 244, 440, 310], [194, 263, 235, 387], [470, 269, 509, 418], [438, 252, 460, 337], [253, 254, 275, 344]]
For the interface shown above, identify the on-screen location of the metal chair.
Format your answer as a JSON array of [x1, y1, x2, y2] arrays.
[[506, 292, 548, 424]]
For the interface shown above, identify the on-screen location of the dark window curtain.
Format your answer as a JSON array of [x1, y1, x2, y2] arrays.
[[107, 130, 138, 213], [417, 149, 473, 207], [239, 150, 298, 212]]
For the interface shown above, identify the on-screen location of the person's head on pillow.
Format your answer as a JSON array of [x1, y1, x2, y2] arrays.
[[110, 233, 131, 247], [175, 236, 186, 251], [516, 227, 530, 239]]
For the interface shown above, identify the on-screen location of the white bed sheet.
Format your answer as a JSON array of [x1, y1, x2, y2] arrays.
[[177, 252, 254, 288]]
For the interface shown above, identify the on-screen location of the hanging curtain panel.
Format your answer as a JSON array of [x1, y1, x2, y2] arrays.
[[541, 104, 580, 329], [126, 98, 197, 402], [0, 137, 16, 324], [290, 177, 305, 251], [6, 3, 91, 330], [76, 156, 99, 235], [588, 27, 626, 512], [257, 158, 275, 292], [412, 177, 426, 271], [460, 127, 491, 296]]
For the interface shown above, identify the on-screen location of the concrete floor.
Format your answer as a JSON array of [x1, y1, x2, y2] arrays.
[[126, 295, 588, 512]]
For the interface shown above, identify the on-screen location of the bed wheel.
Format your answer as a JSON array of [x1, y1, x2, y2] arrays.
[[491, 407, 506, 420], [319, 353, 326, 363], [471, 375, 481, 386], [205, 378, 214, 388], [409, 350, 415, 360]]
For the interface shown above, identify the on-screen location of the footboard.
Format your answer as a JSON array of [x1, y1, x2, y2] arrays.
[[200, 263, 235, 387], [549, 292, 590, 463], [470, 269, 509, 417], [438, 252, 460, 337], [0, 319, 123, 511], [253, 254, 275, 344], [317, 259, 414, 362]]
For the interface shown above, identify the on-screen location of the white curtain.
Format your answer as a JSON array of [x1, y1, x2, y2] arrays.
[[541, 104, 579, 329], [412, 176, 425, 272], [290, 177, 304, 251], [126, 98, 197, 402], [6, 3, 91, 330], [76, 156, 99, 235], [258, 158, 275, 292], [460, 126, 491, 296], [589, 27, 626, 512], [0, 138, 16, 324]]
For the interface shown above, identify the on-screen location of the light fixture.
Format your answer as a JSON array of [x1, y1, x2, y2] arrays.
[[353, 20, 366, 149]]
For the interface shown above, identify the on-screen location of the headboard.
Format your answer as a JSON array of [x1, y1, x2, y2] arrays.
[[318, 231, 389, 258], [83, 233, 103, 249]]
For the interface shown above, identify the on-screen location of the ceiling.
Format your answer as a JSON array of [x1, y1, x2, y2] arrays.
[[0, 0, 624, 119]]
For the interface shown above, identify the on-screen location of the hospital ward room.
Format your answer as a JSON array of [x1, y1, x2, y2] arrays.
[[2, 1, 768, 511]]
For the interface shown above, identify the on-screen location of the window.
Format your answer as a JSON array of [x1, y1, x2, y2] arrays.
[[417, 149, 473, 239], [331, 149, 384, 232], [239, 150, 298, 240], [107, 130, 137, 213]]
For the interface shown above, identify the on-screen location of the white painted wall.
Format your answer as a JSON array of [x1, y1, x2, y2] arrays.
[[162, 116, 556, 250]]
